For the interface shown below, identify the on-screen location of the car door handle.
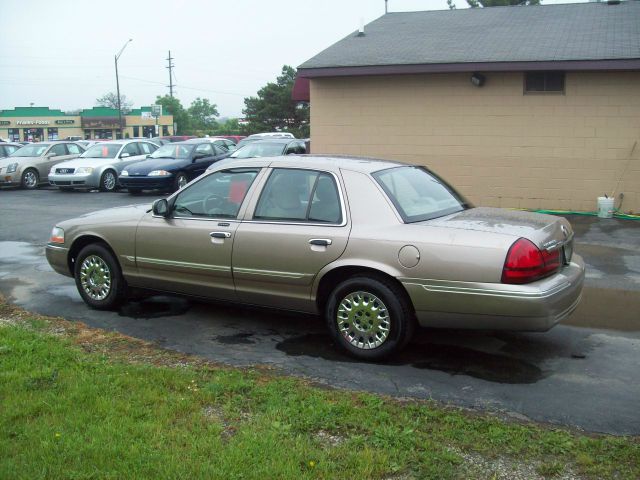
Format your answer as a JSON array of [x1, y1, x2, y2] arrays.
[[309, 238, 332, 246], [210, 231, 231, 239]]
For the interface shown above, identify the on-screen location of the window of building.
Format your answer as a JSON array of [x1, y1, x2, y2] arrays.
[[94, 129, 114, 139], [47, 128, 59, 141], [162, 125, 170, 136], [132, 126, 140, 137], [8, 129, 20, 142], [524, 72, 565, 94], [84, 129, 91, 140]]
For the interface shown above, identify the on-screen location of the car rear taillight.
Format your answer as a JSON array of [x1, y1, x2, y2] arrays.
[[502, 238, 561, 284]]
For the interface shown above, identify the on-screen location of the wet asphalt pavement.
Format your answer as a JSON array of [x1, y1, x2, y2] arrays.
[[1, 187, 639, 435]]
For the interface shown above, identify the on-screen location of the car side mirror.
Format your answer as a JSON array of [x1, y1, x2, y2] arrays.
[[120, 152, 130, 158], [152, 198, 170, 218]]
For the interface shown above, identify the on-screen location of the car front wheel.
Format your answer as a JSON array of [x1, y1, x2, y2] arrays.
[[21, 168, 39, 189], [74, 243, 125, 310], [173, 172, 188, 192], [325, 276, 415, 360], [99, 170, 117, 192]]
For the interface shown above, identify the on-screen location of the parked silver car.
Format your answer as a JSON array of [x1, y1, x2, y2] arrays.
[[48, 140, 158, 192], [45, 156, 584, 360], [0, 142, 22, 159], [0, 142, 85, 189]]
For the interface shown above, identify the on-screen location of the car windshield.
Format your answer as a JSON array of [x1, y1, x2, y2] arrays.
[[149, 144, 194, 159], [11, 144, 51, 157], [372, 166, 469, 223], [230, 142, 284, 159], [81, 144, 122, 158]]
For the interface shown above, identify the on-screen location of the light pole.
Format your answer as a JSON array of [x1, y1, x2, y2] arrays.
[[114, 39, 132, 139]]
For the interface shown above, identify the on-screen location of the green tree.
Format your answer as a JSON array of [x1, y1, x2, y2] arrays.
[[467, 0, 540, 7], [242, 65, 309, 138], [155, 95, 191, 134], [212, 118, 241, 135], [187, 97, 219, 134]]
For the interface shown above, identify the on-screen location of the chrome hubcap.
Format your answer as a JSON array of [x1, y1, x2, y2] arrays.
[[79, 255, 111, 300], [103, 172, 116, 191], [177, 175, 188, 189], [337, 291, 390, 350], [24, 171, 37, 188]]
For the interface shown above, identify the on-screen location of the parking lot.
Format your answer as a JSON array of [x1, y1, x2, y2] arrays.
[[1, 186, 639, 435]]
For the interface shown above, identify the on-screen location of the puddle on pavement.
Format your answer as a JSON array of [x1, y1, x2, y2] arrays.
[[0, 241, 41, 264], [565, 287, 640, 331], [118, 296, 191, 319], [214, 332, 256, 345], [276, 334, 547, 384]]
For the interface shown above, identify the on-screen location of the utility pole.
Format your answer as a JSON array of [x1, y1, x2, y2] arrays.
[[166, 51, 175, 98], [115, 39, 132, 139]]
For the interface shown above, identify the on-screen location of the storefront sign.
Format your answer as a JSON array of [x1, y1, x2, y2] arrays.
[[0, 121, 9, 126], [82, 117, 122, 129], [55, 119, 75, 124], [17, 120, 50, 125]]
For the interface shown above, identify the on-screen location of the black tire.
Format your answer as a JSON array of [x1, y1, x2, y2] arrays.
[[128, 188, 142, 195], [173, 172, 188, 192], [99, 170, 117, 192], [325, 275, 415, 361], [74, 243, 126, 310], [21, 168, 39, 189]]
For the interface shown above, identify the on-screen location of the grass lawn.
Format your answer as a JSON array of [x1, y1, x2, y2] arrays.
[[0, 300, 638, 479]]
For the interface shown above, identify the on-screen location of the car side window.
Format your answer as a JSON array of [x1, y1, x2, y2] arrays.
[[49, 144, 67, 156], [284, 143, 297, 155], [139, 142, 155, 154], [122, 143, 140, 157], [173, 169, 260, 219], [295, 141, 306, 154], [195, 143, 213, 157], [67, 143, 82, 155], [214, 142, 229, 153], [253, 168, 342, 223]]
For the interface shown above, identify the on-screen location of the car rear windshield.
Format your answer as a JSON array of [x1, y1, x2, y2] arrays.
[[81, 144, 122, 158], [372, 166, 469, 223], [11, 144, 51, 157], [150, 144, 194, 159], [230, 142, 284, 159]]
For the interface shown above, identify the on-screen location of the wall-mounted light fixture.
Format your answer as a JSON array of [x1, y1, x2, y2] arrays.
[[470, 72, 486, 87]]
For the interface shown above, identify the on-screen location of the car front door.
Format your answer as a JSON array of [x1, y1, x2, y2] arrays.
[[232, 168, 350, 312], [133, 167, 263, 299], [187, 143, 216, 179], [40, 143, 71, 179]]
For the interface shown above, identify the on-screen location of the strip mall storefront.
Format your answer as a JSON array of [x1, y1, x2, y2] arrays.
[[0, 106, 174, 142]]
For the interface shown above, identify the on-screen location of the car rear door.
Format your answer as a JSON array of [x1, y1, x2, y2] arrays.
[[232, 167, 350, 312], [40, 143, 71, 179]]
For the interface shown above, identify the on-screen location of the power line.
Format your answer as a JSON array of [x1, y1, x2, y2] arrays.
[[120, 75, 248, 97]]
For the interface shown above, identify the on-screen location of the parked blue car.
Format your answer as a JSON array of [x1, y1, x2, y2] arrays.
[[118, 140, 231, 193]]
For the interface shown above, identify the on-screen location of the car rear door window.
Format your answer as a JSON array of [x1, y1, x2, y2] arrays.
[[173, 169, 260, 219], [49, 144, 67, 157], [195, 143, 214, 158], [139, 142, 155, 154], [254, 168, 342, 223], [67, 143, 82, 155], [122, 143, 140, 157]]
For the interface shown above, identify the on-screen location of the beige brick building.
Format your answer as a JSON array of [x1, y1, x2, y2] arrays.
[[295, 3, 640, 214]]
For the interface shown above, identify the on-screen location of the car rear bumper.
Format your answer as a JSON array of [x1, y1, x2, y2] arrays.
[[119, 176, 173, 190], [45, 244, 72, 277], [401, 254, 585, 331]]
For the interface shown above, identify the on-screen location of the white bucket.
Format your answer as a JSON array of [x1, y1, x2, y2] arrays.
[[597, 196, 614, 218]]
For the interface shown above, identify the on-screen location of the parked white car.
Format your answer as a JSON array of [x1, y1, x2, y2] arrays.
[[48, 140, 158, 192]]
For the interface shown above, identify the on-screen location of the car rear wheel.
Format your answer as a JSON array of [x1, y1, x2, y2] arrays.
[[325, 276, 415, 360], [99, 170, 117, 192], [173, 172, 188, 192], [74, 243, 125, 310], [21, 168, 39, 189]]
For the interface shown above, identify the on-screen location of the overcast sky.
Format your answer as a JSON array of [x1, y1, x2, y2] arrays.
[[0, 0, 586, 117]]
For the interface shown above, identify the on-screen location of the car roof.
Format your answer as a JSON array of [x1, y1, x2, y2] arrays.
[[247, 138, 299, 145], [215, 155, 407, 174]]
